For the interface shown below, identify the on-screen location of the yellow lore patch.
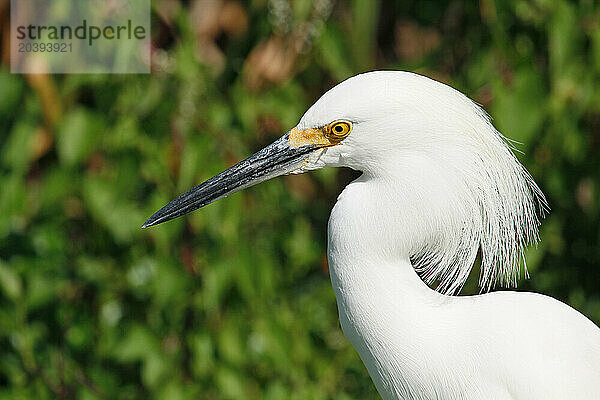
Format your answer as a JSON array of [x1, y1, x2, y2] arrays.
[[288, 127, 332, 148], [288, 121, 352, 148]]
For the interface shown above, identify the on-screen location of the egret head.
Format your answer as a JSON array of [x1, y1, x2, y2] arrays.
[[143, 71, 547, 294]]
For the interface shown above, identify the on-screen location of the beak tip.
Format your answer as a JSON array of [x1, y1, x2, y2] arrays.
[[141, 215, 160, 229]]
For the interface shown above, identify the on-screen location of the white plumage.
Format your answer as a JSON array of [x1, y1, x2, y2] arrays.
[[304, 71, 600, 399], [145, 71, 600, 399]]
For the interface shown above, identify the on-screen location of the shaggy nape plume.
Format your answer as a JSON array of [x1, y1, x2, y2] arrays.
[[410, 102, 548, 296]]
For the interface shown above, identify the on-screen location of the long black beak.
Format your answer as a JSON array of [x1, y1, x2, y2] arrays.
[[142, 134, 315, 228]]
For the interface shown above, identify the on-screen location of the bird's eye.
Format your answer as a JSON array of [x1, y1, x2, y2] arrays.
[[325, 120, 352, 141]]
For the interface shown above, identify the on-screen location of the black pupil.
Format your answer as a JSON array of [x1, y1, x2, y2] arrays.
[[335, 125, 344, 133]]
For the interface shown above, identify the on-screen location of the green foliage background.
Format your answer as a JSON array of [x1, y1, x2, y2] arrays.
[[1, 0, 599, 398]]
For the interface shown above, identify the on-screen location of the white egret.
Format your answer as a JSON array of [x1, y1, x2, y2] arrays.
[[143, 71, 600, 399]]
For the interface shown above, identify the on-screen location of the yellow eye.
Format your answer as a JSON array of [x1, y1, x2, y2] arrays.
[[325, 120, 352, 141]]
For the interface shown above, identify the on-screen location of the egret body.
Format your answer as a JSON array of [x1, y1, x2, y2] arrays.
[[144, 71, 600, 399]]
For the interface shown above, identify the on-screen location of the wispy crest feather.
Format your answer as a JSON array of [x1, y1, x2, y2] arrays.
[[409, 93, 548, 295]]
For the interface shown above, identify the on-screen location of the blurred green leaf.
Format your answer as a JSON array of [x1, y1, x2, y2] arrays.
[[56, 108, 104, 166], [491, 67, 546, 145], [0, 260, 22, 300]]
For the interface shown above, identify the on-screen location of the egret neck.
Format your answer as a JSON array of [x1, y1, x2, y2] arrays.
[[327, 171, 466, 399]]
